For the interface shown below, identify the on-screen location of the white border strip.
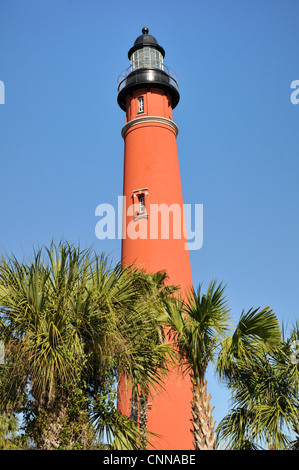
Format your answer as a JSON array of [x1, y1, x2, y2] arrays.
[[121, 115, 179, 138]]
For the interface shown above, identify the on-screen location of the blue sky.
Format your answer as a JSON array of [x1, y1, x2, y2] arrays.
[[1, 0, 299, 433]]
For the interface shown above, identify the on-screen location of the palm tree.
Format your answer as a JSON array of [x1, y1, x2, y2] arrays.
[[0, 241, 100, 448], [83, 266, 176, 450], [114, 269, 177, 449], [0, 241, 173, 450], [216, 307, 287, 449], [166, 280, 231, 450]]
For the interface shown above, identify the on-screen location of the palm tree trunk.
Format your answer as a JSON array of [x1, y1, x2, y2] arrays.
[[130, 388, 149, 449], [138, 390, 148, 449], [190, 378, 217, 450], [130, 386, 139, 425]]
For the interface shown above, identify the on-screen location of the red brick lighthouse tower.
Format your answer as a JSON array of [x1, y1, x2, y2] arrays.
[[117, 28, 193, 450]]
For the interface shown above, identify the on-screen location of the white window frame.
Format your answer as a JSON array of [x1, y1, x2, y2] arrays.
[[137, 96, 144, 114], [132, 188, 149, 218]]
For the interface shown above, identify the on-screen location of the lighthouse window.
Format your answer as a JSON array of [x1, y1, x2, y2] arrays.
[[138, 194, 145, 215], [132, 188, 149, 218], [137, 97, 144, 114]]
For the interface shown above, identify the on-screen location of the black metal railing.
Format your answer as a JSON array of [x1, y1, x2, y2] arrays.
[[117, 64, 179, 93]]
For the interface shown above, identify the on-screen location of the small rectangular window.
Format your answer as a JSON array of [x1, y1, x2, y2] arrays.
[[138, 194, 145, 215], [132, 188, 149, 218], [138, 96, 144, 114]]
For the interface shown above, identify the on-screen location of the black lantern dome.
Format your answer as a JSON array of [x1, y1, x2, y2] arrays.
[[117, 28, 180, 111]]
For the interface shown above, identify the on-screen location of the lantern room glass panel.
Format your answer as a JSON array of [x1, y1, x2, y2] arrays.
[[131, 47, 163, 71]]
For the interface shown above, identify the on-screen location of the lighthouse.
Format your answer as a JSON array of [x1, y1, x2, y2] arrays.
[[117, 28, 193, 450]]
